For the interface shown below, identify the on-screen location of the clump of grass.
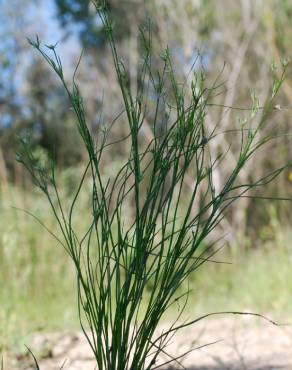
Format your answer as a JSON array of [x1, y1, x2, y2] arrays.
[[17, 3, 288, 369]]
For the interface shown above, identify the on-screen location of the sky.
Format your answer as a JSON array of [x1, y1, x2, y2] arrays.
[[0, 0, 81, 126]]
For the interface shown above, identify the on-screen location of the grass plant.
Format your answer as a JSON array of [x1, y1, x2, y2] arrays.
[[16, 3, 289, 369]]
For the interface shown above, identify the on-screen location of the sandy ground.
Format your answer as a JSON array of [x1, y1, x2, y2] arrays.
[[7, 315, 292, 370]]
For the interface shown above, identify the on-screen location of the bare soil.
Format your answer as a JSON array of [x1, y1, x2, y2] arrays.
[[8, 315, 292, 370]]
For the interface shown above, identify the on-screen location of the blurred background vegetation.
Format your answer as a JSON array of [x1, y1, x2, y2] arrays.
[[1, 0, 292, 356]]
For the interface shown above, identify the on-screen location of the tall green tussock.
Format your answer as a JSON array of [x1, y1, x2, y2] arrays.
[[15, 3, 289, 369]]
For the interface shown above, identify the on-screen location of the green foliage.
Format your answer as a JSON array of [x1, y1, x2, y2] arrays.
[[55, 0, 136, 48], [1, 188, 292, 357], [17, 6, 289, 370]]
